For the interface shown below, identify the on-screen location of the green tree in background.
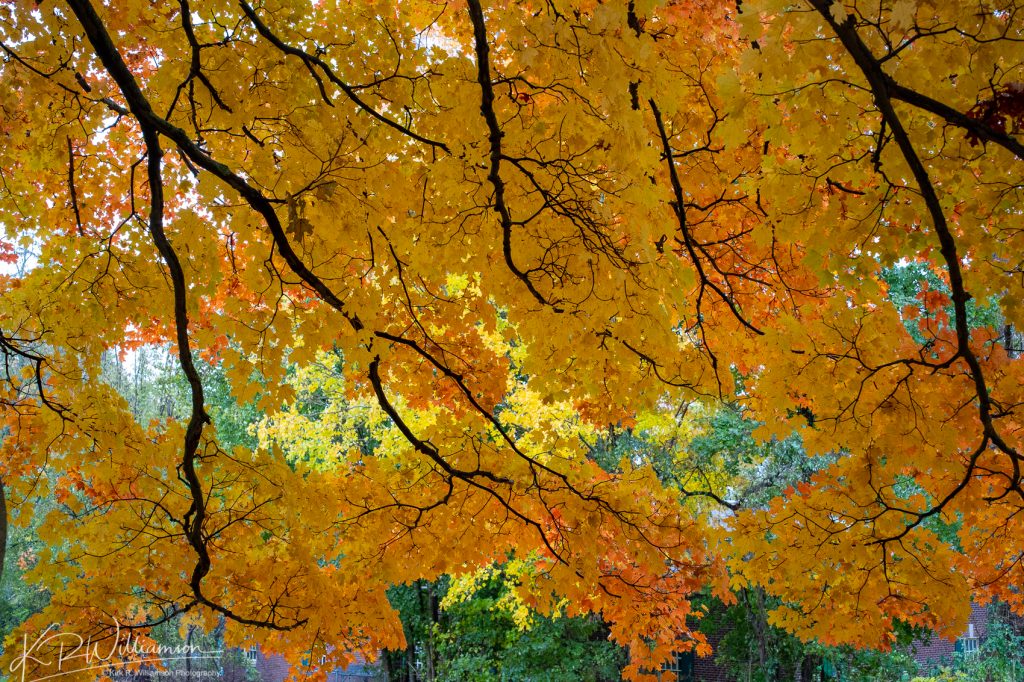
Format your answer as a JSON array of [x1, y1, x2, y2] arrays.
[[383, 569, 624, 682]]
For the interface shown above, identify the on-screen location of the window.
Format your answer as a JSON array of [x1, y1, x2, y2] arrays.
[[246, 646, 258, 661], [957, 623, 980, 656], [661, 651, 695, 681], [320, 655, 327, 665], [959, 636, 980, 655]]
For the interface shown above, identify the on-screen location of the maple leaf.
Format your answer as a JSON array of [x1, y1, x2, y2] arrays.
[[890, 0, 917, 30], [829, 1, 849, 23]]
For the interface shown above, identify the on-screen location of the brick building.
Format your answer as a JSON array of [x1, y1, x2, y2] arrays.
[[230, 648, 383, 682], [661, 602, 992, 681], [907, 602, 988, 664]]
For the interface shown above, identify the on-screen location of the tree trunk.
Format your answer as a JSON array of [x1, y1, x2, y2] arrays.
[[0, 478, 7, 587], [186, 625, 194, 681], [745, 587, 770, 671], [802, 654, 821, 682], [425, 582, 438, 681]]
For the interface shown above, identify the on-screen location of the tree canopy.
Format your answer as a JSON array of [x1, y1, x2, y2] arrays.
[[0, 0, 1021, 679]]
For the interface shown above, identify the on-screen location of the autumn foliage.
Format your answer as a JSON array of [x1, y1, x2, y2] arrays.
[[0, 0, 1022, 679]]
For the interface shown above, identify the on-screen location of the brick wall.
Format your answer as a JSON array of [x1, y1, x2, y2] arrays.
[[909, 601, 989, 666], [692, 629, 734, 682], [252, 650, 381, 682], [253, 650, 290, 682]]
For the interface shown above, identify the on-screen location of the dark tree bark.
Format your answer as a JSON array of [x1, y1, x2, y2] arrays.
[[0, 478, 7, 587]]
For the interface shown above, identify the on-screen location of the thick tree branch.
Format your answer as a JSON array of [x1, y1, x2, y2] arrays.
[[649, 99, 763, 338], [886, 78, 1024, 160], [68, 0, 305, 631], [465, 0, 563, 312], [66, 0, 364, 335], [808, 0, 1023, 525]]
